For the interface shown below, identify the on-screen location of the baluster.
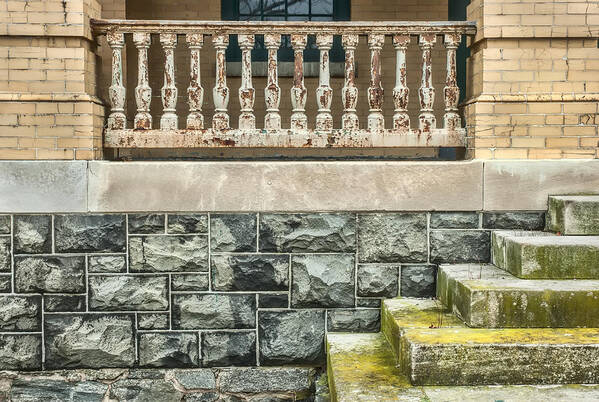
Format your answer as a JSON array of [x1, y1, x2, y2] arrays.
[[316, 34, 333, 131], [213, 34, 230, 130], [418, 34, 437, 132], [238, 34, 256, 129], [107, 31, 126, 130], [290, 34, 308, 131], [392, 34, 410, 131], [186, 33, 204, 129], [264, 33, 281, 130], [160, 33, 178, 130], [367, 34, 385, 131], [444, 33, 461, 130], [341, 34, 359, 130], [133, 32, 152, 130]]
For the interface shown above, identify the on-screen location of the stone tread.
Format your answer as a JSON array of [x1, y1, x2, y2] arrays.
[[548, 195, 599, 235]]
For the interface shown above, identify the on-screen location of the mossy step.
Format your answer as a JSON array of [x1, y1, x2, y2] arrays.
[[326, 332, 599, 400], [498, 232, 599, 279], [491, 230, 555, 272], [400, 327, 599, 386], [548, 195, 599, 235], [438, 264, 599, 328]]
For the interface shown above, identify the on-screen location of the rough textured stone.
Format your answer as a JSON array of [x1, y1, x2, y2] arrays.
[[171, 274, 209, 291], [327, 309, 380, 332], [259, 310, 325, 365], [88, 255, 126, 273], [44, 314, 135, 369], [0, 335, 41, 370], [43, 295, 86, 312], [219, 367, 314, 393], [210, 214, 257, 252], [0, 275, 11, 292], [139, 333, 199, 368], [13, 214, 52, 254], [128, 213, 165, 234], [129, 235, 208, 272], [0, 237, 10, 272], [212, 255, 288, 291], [110, 378, 183, 402], [547, 195, 599, 235], [89, 275, 169, 311], [483, 212, 545, 230], [54, 214, 126, 253], [429, 230, 491, 264], [184, 392, 220, 402], [400, 265, 437, 298], [172, 294, 256, 329], [9, 378, 107, 401], [202, 331, 256, 367], [14, 256, 85, 293], [138, 313, 169, 330], [358, 214, 427, 263], [0, 215, 10, 234], [356, 264, 399, 297], [259, 213, 355, 253], [491, 230, 555, 271], [291, 255, 354, 308], [430, 212, 479, 229], [258, 294, 289, 308], [173, 369, 217, 390], [0, 295, 41, 331], [168, 214, 208, 234], [357, 298, 381, 308]]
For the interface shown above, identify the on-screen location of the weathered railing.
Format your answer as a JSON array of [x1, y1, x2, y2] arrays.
[[92, 20, 476, 148]]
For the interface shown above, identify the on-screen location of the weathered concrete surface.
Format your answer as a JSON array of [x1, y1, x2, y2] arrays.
[[484, 160, 599, 211], [491, 230, 555, 271], [0, 161, 87, 212], [547, 195, 599, 235], [87, 161, 483, 212]]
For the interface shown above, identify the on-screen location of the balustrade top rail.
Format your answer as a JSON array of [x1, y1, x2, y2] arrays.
[[91, 19, 476, 149]]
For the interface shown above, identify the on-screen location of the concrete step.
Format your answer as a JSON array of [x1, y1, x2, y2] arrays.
[[437, 264, 599, 328], [327, 332, 599, 399], [548, 195, 599, 235], [400, 327, 599, 386]]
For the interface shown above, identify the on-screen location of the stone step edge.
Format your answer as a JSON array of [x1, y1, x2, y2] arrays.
[[547, 195, 599, 235]]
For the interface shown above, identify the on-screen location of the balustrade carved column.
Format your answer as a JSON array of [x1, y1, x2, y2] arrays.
[[107, 31, 126, 130], [392, 35, 410, 131], [213, 34, 230, 130], [367, 34, 385, 131], [290, 34, 308, 131], [444, 33, 461, 130], [160, 33, 178, 130], [316, 34, 333, 131], [186, 33, 204, 129], [264, 34, 281, 130], [341, 34, 359, 130], [133, 32, 152, 130], [418, 33, 437, 132], [238, 34, 256, 129]]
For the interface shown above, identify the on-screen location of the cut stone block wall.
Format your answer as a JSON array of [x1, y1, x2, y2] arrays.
[[0, 210, 544, 371]]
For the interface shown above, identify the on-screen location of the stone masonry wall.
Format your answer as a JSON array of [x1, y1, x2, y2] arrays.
[[0, 210, 544, 373]]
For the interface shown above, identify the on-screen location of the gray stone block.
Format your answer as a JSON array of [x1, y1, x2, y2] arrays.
[[89, 275, 169, 311], [172, 273, 209, 291], [356, 298, 381, 308], [0, 275, 10, 293], [259, 213, 355, 253], [258, 293, 289, 308], [110, 378, 183, 401], [14, 255, 85, 293], [128, 213, 165, 234], [547, 195, 599, 235], [43, 295, 86, 312], [129, 235, 208, 273], [174, 369, 217, 390], [356, 264, 399, 297], [259, 310, 325, 365], [483, 212, 545, 230], [0, 295, 41, 331], [219, 367, 315, 393], [184, 392, 220, 402], [400, 265, 437, 298], [0, 237, 10, 272], [430, 230, 491, 264], [358, 213, 427, 263], [88, 255, 126, 273], [168, 214, 208, 234], [327, 309, 380, 332], [0, 334, 42, 370], [0, 215, 10, 234], [201, 331, 256, 367], [10, 378, 107, 401], [138, 313, 169, 330], [211, 254, 288, 291], [172, 294, 256, 329], [430, 212, 479, 229], [13, 214, 52, 254], [211, 214, 257, 252], [44, 314, 135, 369], [139, 332, 199, 368], [291, 255, 354, 308], [55, 214, 126, 253]]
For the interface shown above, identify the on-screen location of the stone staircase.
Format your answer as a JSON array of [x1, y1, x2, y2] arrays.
[[326, 195, 599, 401]]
